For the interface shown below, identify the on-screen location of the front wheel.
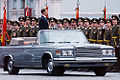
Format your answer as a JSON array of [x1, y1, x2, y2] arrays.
[[47, 59, 65, 75], [7, 58, 19, 75], [93, 67, 107, 76]]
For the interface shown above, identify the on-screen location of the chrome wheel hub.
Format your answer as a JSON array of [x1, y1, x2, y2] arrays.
[[48, 60, 54, 72], [7, 60, 13, 72]]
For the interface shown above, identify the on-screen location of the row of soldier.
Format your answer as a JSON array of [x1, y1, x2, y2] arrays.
[[0, 15, 120, 47]]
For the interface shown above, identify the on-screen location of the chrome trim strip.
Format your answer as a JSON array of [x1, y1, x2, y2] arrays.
[[54, 58, 76, 60], [76, 57, 117, 61], [54, 57, 117, 61]]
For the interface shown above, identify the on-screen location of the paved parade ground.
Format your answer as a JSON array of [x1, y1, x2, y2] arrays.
[[0, 68, 120, 80]]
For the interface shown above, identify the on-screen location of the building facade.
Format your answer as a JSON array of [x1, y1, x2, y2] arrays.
[[0, 0, 120, 20], [0, 0, 62, 20]]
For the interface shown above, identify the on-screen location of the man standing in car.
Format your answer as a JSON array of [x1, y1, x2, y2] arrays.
[[39, 8, 49, 30]]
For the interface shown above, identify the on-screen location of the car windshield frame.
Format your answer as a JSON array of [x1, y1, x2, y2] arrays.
[[39, 30, 88, 44]]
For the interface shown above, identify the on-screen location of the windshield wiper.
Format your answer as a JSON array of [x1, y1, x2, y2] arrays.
[[43, 42, 55, 43], [58, 41, 71, 43]]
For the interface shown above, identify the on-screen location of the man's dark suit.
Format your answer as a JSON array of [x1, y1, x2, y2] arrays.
[[39, 15, 49, 30]]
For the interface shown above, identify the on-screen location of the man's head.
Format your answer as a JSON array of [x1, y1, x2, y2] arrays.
[[18, 16, 25, 26], [99, 18, 105, 28], [63, 18, 70, 28], [25, 16, 31, 26], [57, 19, 63, 28], [41, 8, 48, 16], [49, 17, 57, 27], [106, 18, 112, 28], [77, 17, 84, 27], [111, 15, 119, 26], [91, 18, 98, 28], [7, 20, 13, 30], [84, 17, 90, 28], [12, 21, 20, 29], [31, 17, 37, 26], [70, 18, 77, 28]]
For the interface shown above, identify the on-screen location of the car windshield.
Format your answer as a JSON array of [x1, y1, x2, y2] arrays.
[[40, 30, 88, 44]]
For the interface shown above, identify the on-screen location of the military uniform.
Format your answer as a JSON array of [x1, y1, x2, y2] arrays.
[[103, 28, 111, 45], [23, 16, 31, 37], [97, 18, 106, 44], [30, 17, 38, 37], [84, 27, 91, 39], [11, 21, 20, 38], [97, 28, 104, 44], [30, 26, 38, 37], [18, 16, 25, 37], [18, 26, 24, 37], [102, 18, 112, 45], [23, 26, 31, 37], [11, 29, 18, 38], [89, 27, 98, 44], [5, 20, 13, 45]]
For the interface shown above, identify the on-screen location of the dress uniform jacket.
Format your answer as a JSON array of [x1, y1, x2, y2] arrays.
[[111, 25, 120, 59], [97, 28, 104, 44], [23, 26, 31, 37], [89, 27, 98, 44], [30, 26, 38, 37], [11, 29, 18, 38], [18, 26, 24, 37], [111, 25, 119, 47], [103, 28, 111, 45], [84, 27, 91, 39]]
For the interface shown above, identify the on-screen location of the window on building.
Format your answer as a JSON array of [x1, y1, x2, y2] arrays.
[[13, 0, 17, 10], [21, 0, 25, 9]]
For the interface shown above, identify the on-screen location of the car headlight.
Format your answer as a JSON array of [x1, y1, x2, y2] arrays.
[[102, 50, 113, 56], [62, 50, 74, 56]]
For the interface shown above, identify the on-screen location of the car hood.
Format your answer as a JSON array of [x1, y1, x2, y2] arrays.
[[46, 43, 114, 49]]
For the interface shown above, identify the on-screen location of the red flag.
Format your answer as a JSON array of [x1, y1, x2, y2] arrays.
[[76, 7, 79, 19], [26, 6, 29, 16], [1, 7, 7, 46], [103, 6, 106, 20], [76, 0, 79, 19], [46, 6, 48, 18]]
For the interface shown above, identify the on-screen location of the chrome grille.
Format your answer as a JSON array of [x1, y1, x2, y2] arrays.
[[76, 47, 101, 57]]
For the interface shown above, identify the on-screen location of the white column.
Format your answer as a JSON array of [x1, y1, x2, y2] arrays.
[[39, 0, 46, 17], [35, 0, 39, 17], [49, 0, 62, 19], [0, 0, 4, 19]]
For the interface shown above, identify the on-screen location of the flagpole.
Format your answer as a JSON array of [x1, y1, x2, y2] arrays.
[[103, 0, 107, 20], [76, 0, 80, 19], [46, 0, 48, 18]]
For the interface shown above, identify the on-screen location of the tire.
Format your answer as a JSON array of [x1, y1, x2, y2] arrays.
[[47, 59, 65, 76], [93, 67, 107, 76], [7, 58, 19, 75]]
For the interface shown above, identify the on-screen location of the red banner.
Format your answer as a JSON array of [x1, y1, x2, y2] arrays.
[[46, 6, 48, 18], [1, 7, 7, 46], [25, 8, 32, 17]]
